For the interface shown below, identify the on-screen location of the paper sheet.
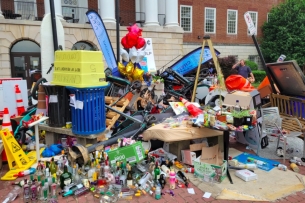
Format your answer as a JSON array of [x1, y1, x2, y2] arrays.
[[203, 192, 212, 198], [187, 188, 195, 194]]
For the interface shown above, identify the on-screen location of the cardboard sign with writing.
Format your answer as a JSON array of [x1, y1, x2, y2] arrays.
[[200, 144, 219, 165]]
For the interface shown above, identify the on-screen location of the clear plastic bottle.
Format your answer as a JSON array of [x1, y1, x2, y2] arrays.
[[2, 186, 21, 203], [234, 100, 241, 112], [155, 184, 161, 200]]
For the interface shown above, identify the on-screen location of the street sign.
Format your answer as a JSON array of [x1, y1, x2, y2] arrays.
[[244, 12, 256, 35]]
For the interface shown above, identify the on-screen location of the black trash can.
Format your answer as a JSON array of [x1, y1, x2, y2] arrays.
[[43, 85, 71, 127]]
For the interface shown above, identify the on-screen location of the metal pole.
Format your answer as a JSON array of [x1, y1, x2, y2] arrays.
[[115, 0, 120, 63], [106, 105, 143, 124], [251, 35, 276, 93], [49, 0, 58, 51]]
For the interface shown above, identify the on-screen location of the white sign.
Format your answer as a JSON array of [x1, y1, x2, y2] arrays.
[[244, 12, 256, 35], [139, 38, 156, 73]]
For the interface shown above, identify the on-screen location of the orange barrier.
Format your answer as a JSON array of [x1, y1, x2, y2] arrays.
[[225, 75, 255, 92]]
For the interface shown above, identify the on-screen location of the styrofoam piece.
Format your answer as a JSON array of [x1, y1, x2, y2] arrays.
[[235, 169, 258, 182]]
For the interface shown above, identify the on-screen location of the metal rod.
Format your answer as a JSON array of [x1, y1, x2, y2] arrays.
[[49, 0, 58, 51], [115, 0, 120, 63], [251, 35, 276, 93], [106, 105, 142, 124]]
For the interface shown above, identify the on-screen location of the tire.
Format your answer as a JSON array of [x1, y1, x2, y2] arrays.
[[31, 77, 47, 100], [211, 95, 224, 107]]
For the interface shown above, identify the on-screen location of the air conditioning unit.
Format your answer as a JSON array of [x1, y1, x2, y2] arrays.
[[62, 0, 78, 6]]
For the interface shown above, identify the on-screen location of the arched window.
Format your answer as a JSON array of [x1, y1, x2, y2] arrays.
[[10, 40, 41, 88], [72, 41, 98, 51]]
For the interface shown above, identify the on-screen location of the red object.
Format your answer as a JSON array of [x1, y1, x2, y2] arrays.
[[127, 24, 142, 36], [179, 97, 203, 117], [13, 171, 25, 177], [135, 37, 145, 49], [15, 85, 25, 116], [121, 36, 132, 49], [126, 32, 139, 48], [225, 75, 255, 92], [2, 108, 13, 135]]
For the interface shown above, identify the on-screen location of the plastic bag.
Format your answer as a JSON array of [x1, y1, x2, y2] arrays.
[[225, 75, 255, 92]]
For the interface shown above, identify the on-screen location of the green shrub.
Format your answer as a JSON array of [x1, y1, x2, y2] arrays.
[[245, 60, 258, 70], [252, 70, 266, 83]]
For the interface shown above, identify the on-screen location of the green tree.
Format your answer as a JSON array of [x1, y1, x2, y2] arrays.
[[260, 0, 305, 66]]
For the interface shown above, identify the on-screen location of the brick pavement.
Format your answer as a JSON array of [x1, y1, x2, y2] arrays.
[[1, 142, 305, 203]]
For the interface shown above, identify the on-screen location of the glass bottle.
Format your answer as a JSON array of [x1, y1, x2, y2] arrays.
[[30, 180, 37, 202], [50, 177, 57, 199], [74, 164, 81, 184], [234, 100, 241, 112], [60, 165, 72, 189], [154, 162, 160, 181], [2, 186, 21, 203], [42, 179, 49, 201], [39, 180, 45, 201], [62, 184, 83, 197], [176, 171, 189, 187], [23, 179, 30, 203], [49, 157, 57, 176], [126, 170, 133, 187], [119, 169, 126, 187]]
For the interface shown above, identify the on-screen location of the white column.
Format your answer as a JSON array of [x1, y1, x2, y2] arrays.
[[144, 0, 159, 26], [99, 0, 115, 24], [165, 0, 179, 27], [0, 0, 4, 19], [44, 0, 63, 18]]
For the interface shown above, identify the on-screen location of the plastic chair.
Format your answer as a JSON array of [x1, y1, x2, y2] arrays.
[[261, 107, 303, 162]]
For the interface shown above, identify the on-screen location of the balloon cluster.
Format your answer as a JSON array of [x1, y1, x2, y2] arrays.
[[118, 24, 146, 81]]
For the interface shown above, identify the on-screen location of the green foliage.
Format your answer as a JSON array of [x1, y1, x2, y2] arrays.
[[261, 0, 305, 66], [252, 70, 266, 83], [218, 55, 237, 79], [245, 60, 258, 70], [231, 110, 250, 118]]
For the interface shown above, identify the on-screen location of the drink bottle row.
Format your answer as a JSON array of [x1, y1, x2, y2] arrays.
[[6, 150, 189, 202]]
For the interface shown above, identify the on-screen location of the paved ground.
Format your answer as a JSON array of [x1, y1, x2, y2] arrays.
[[1, 142, 305, 203]]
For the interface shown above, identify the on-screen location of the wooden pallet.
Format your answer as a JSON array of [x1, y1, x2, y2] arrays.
[[97, 96, 130, 142], [105, 96, 130, 129]]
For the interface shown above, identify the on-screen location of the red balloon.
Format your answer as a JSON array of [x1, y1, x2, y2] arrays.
[[126, 32, 138, 48], [127, 24, 142, 36], [135, 37, 146, 49], [121, 36, 132, 49]]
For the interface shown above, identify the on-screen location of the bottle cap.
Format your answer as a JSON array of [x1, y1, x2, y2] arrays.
[[236, 100, 239, 102]]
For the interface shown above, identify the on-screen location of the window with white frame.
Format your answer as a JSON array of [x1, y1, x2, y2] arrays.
[[180, 5, 192, 32], [205, 7, 216, 33], [248, 11, 258, 35], [227, 9, 237, 34]]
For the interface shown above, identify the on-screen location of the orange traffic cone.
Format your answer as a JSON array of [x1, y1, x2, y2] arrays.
[[2, 108, 13, 134], [180, 97, 203, 117], [15, 85, 25, 116]]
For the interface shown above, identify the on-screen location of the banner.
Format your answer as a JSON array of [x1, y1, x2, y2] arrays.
[[171, 46, 220, 75], [139, 38, 157, 73], [86, 10, 117, 74]]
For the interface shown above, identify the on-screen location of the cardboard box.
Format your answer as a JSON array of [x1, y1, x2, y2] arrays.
[[181, 143, 207, 165], [193, 156, 227, 183], [107, 141, 145, 167]]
